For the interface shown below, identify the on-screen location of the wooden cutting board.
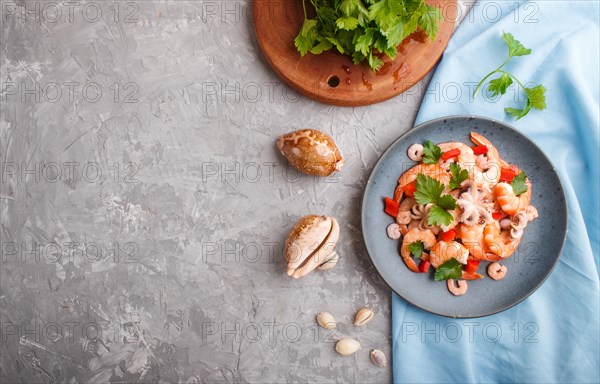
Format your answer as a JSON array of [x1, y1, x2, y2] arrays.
[[254, 0, 457, 106]]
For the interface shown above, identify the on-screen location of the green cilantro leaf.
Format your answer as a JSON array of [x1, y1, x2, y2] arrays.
[[367, 52, 384, 71], [355, 28, 377, 56], [340, 0, 368, 16], [473, 33, 546, 120], [428, 205, 454, 227], [422, 140, 442, 164], [524, 85, 547, 110], [336, 16, 359, 30], [294, 19, 317, 56], [511, 171, 528, 196], [407, 240, 424, 259], [449, 163, 469, 190], [414, 173, 457, 227], [488, 73, 513, 96], [295, 0, 441, 71], [503, 32, 532, 57], [418, 4, 441, 41], [434, 258, 463, 281], [437, 194, 457, 211], [414, 173, 444, 205], [369, 0, 400, 30], [326, 36, 346, 54], [504, 107, 526, 118], [310, 38, 334, 54]]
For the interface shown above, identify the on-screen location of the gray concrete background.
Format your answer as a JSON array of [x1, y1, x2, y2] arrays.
[[0, 1, 463, 382]]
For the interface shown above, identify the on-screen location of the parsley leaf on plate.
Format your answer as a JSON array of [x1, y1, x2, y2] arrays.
[[437, 194, 457, 211], [434, 258, 463, 281], [408, 240, 424, 259], [428, 205, 455, 227], [449, 163, 469, 190], [414, 173, 444, 205], [422, 140, 442, 164], [414, 173, 457, 227], [511, 171, 528, 196]]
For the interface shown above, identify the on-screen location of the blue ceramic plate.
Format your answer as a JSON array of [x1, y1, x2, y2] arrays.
[[361, 115, 567, 318]]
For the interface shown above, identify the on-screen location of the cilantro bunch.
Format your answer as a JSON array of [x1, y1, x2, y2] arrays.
[[474, 32, 547, 120], [294, 0, 442, 71]]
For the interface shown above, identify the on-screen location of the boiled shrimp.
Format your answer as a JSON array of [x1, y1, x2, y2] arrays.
[[400, 228, 437, 273], [447, 279, 468, 296], [495, 180, 532, 216], [470, 132, 504, 187], [456, 223, 487, 259], [394, 164, 450, 201], [438, 142, 478, 177], [429, 241, 469, 269], [483, 221, 520, 259]]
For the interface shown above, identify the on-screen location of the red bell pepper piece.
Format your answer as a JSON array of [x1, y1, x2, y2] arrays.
[[461, 271, 484, 280], [471, 145, 489, 155], [465, 259, 480, 274], [439, 229, 456, 242], [419, 259, 431, 273], [403, 181, 416, 197], [384, 197, 399, 218], [499, 167, 516, 183], [441, 148, 461, 161], [492, 211, 503, 220]]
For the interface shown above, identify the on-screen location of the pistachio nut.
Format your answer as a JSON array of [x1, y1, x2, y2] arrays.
[[277, 129, 344, 176], [335, 338, 361, 356], [316, 312, 336, 330], [354, 307, 374, 326], [284, 215, 340, 278], [370, 349, 387, 368], [354, 308, 375, 327]]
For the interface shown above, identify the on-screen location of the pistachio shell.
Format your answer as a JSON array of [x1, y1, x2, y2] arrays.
[[284, 215, 340, 278], [335, 338, 361, 356], [316, 312, 336, 330], [316, 251, 339, 271], [277, 129, 344, 176], [354, 308, 374, 326], [370, 349, 387, 368]]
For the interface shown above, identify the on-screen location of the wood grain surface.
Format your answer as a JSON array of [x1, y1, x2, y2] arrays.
[[254, 0, 457, 106]]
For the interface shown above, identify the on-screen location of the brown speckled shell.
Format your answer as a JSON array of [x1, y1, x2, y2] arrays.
[[277, 129, 344, 176]]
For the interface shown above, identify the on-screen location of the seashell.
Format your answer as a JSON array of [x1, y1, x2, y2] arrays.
[[316, 312, 336, 330], [284, 215, 340, 278], [370, 349, 387, 368], [317, 252, 339, 271], [354, 308, 374, 326], [335, 338, 361, 356], [277, 129, 344, 176]]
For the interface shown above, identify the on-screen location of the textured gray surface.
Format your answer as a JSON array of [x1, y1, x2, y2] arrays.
[[0, 1, 441, 382]]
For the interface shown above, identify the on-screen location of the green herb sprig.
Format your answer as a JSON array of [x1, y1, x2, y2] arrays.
[[408, 240, 424, 259], [474, 32, 547, 120], [434, 258, 463, 281], [511, 171, 528, 196], [414, 173, 456, 227], [295, 0, 442, 71]]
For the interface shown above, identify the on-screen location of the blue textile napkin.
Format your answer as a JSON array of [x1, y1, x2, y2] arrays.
[[392, 1, 599, 383]]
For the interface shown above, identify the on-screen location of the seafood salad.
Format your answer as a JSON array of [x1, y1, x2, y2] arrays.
[[383, 132, 539, 296]]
